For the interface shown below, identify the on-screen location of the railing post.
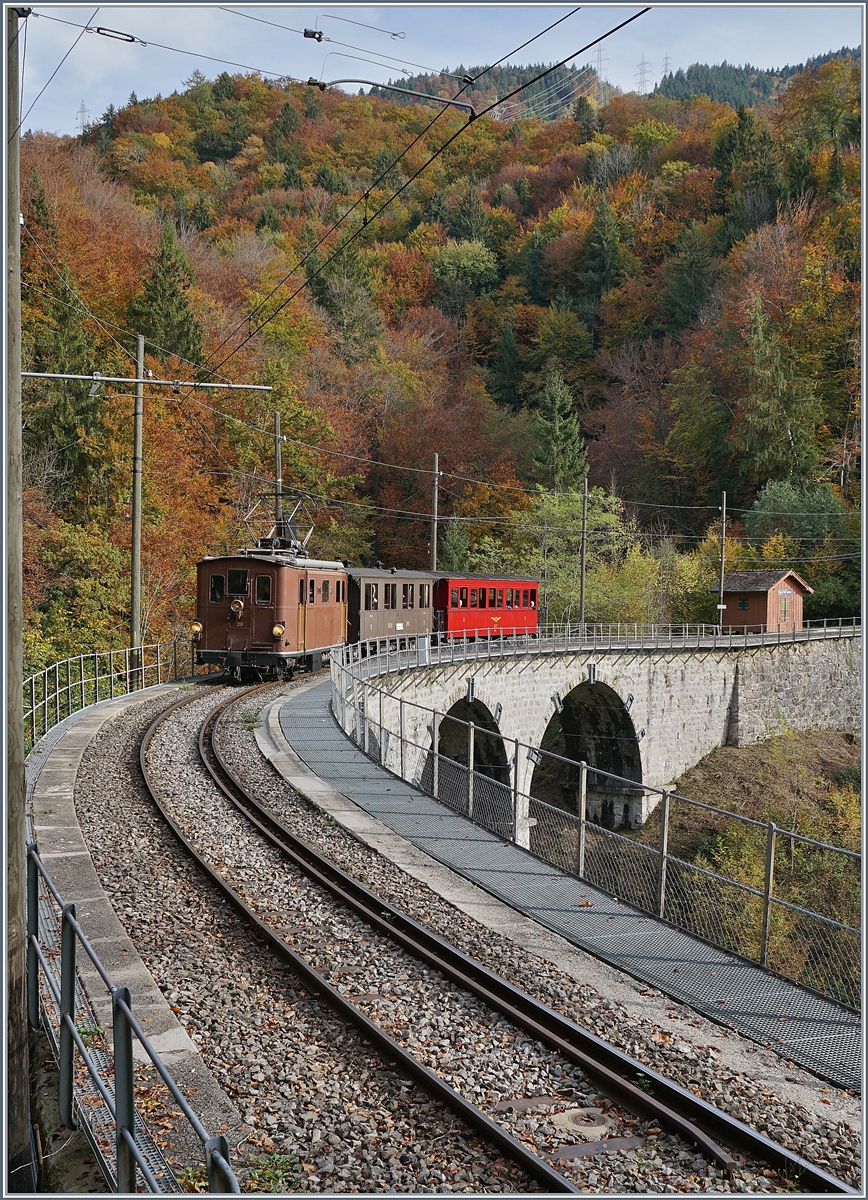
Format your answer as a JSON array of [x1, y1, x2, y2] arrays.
[[432, 712, 440, 799], [760, 822, 777, 966], [59, 903, 78, 1130], [30, 675, 36, 748], [467, 722, 475, 818], [577, 761, 587, 877], [379, 689, 385, 766], [157, 640, 162, 684], [205, 1134, 234, 1193], [656, 790, 670, 919], [26, 846, 40, 1029], [124, 648, 130, 694], [93, 650, 98, 703], [109, 651, 115, 700], [54, 662, 60, 726], [173, 638, 178, 681], [112, 986, 137, 1193], [512, 738, 520, 840], [399, 699, 405, 778], [43, 667, 49, 735]]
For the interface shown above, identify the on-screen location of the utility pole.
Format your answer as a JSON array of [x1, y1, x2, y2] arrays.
[[717, 490, 727, 629], [130, 335, 144, 662], [8, 7, 34, 1192], [274, 410, 283, 541], [579, 473, 588, 627], [430, 452, 439, 571]]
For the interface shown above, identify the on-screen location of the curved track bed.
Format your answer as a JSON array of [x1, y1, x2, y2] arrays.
[[142, 686, 856, 1195]]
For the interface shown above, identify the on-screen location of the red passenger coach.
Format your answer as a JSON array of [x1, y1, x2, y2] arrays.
[[433, 575, 539, 638]]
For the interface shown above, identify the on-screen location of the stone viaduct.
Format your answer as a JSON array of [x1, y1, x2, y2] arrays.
[[335, 630, 861, 833]]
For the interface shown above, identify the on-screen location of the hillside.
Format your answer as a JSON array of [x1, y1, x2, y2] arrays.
[[656, 46, 861, 107], [20, 56, 861, 670], [369, 62, 618, 121]]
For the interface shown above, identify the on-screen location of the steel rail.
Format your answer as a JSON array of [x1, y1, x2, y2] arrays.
[[139, 689, 579, 1195], [203, 687, 858, 1195]]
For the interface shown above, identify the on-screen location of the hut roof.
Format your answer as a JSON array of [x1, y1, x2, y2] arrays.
[[721, 569, 813, 595]]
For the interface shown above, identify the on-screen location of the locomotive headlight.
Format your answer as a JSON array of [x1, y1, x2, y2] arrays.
[[272, 623, 285, 639], [190, 620, 203, 640], [230, 598, 244, 615]]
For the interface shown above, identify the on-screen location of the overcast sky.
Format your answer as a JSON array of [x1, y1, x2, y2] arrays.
[[18, 4, 864, 137]]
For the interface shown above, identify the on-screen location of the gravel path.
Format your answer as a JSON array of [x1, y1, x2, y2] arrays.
[[213, 683, 862, 1193]]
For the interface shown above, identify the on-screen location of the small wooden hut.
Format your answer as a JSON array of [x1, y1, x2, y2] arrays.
[[720, 569, 813, 633]]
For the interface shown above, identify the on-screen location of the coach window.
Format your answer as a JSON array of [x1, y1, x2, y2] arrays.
[[522, 589, 529, 608], [227, 569, 248, 595], [497, 589, 504, 609], [402, 583, 414, 609], [255, 576, 272, 605], [460, 587, 468, 608], [506, 588, 513, 609], [470, 589, 478, 608], [209, 575, 225, 603], [385, 583, 397, 609], [478, 588, 486, 609], [309, 579, 316, 604], [488, 588, 496, 607], [530, 589, 537, 609], [450, 588, 458, 608], [365, 582, 379, 611], [419, 584, 430, 608]]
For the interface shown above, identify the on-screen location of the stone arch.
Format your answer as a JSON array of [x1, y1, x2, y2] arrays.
[[530, 679, 643, 830], [419, 695, 512, 837]]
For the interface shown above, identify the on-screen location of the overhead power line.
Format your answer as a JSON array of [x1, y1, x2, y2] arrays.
[[202, 7, 650, 381]]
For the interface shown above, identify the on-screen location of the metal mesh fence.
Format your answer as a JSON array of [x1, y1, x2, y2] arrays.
[[766, 902, 861, 1011], [334, 655, 861, 1010], [662, 856, 765, 960]]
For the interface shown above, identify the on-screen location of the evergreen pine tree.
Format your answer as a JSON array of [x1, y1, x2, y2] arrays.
[[489, 324, 521, 406], [21, 173, 101, 486], [127, 223, 204, 365], [437, 519, 471, 571], [448, 183, 490, 244], [532, 368, 587, 491], [660, 221, 717, 331], [735, 295, 819, 484], [575, 195, 625, 317]]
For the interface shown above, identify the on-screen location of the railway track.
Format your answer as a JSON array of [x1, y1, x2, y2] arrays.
[[139, 684, 857, 1195]]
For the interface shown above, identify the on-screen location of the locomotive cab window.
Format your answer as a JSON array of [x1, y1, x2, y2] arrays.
[[227, 569, 248, 595], [209, 575, 225, 603], [309, 579, 315, 604], [255, 576, 272, 605], [322, 580, 330, 603], [299, 579, 305, 604]]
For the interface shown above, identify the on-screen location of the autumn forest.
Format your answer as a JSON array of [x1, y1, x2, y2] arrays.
[[20, 54, 860, 671]]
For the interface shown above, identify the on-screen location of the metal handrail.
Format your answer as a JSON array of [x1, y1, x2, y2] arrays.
[[23, 639, 211, 753], [330, 650, 861, 1008], [27, 845, 240, 1193]]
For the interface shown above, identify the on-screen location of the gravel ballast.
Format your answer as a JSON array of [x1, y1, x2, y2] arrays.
[[70, 679, 861, 1193]]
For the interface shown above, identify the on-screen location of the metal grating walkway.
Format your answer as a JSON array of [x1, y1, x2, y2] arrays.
[[280, 682, 861, 1092]]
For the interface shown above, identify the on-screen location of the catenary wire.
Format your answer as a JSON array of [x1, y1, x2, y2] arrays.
[[219, 6, 464, 80], [21, 226, 237, 380], [201, 8, 647, 380], [200, 6, 585, 367], [28, 10, 303, 83], [16, 6, 99, 137]]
